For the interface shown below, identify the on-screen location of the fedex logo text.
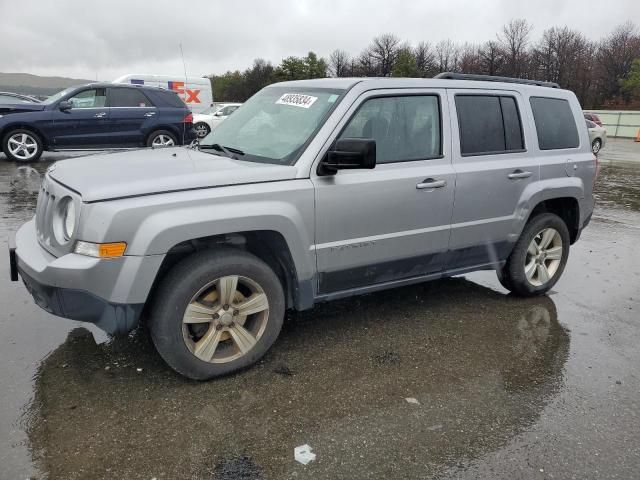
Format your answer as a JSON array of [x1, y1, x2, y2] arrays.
[[168, 81, 201, 104]]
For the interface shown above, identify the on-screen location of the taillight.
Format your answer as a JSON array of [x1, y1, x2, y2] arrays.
[[183, 113, 193, 124]]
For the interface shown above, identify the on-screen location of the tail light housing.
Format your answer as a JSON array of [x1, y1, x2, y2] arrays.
[[183, 113, 193, 124]]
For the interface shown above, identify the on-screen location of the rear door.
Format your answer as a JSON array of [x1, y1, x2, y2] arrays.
[[312, 89, 455, 294], [50, 88, 110, 147], [446, 89, 539, 270], [107, 87, 157, 146]]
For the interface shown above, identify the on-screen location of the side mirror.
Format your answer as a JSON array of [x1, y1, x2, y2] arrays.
[[320, 138, 376, 175], [214, 111, 224, 117], [58, 101, 72, 111]]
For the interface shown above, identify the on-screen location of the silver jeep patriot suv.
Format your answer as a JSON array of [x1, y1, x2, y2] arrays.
[[9, 74, 596, 380]]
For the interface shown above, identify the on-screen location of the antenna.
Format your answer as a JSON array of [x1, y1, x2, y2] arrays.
[[179, 43, 190, 147]]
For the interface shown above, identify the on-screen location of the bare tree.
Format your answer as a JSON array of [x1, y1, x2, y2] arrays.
[[435, 39, 459, 72], [458, 44, 483, 74], [329, 49, 351, 77], [498, 19, 533, 77], [479, 40, 504, 76], [369, 33, 401, 76], [414, 41, 437, 77], [595, 22, 640, 105]]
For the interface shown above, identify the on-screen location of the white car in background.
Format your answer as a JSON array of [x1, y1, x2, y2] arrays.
[[586, 119, 607, 154], [193, 103, 242, 138]]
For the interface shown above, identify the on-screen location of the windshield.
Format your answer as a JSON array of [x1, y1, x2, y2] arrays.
[[42, 87, 75, 105], [200, 87, 345, 165]]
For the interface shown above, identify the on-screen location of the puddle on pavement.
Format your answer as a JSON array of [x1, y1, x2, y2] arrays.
[[24, 279, 569, 479]]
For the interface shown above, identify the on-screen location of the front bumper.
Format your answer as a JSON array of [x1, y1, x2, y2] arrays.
[[11, 219, 164, 335]]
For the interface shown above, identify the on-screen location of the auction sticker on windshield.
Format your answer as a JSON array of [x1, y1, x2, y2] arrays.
[[276, 93, 318, 109]]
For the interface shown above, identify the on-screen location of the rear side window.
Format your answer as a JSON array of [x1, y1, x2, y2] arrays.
[[530, 97, 579, 150], [455, 94, 524, 156], [157, 90, 187, 108], [109, 88, 153, 107]]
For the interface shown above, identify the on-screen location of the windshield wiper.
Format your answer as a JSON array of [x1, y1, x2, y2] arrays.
[[199, 143, 244, 159]]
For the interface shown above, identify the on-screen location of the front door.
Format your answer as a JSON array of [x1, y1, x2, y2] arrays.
[[446, 89, 539, 270], [51, 88, 110, 147], [312, 90, 455, 294], [107, 87, 157, 146]]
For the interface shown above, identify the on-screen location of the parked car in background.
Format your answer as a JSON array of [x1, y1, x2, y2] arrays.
[[193, 103, 242, 138], [586, 119, 606, 154], [0, 92, 40, 104], [584, 112, 603, 127], [10, 74, 596, 379], [0, 83, 196, 162], [113, 74, 213, 114]]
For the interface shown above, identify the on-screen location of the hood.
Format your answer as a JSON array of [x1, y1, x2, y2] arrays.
[[0, 103, 46, 115], [48, 147, 298, 202]]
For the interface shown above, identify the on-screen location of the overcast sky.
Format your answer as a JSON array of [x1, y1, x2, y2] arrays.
[[1, 0, 638, 80]]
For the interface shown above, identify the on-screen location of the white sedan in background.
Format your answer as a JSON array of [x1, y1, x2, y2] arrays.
[[193, 103, 242, 138], [586, 119, 607, 154]]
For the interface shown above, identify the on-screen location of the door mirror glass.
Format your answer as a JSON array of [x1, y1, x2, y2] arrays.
[[320, 138, 376, 175], [58, 100, 72, 111]]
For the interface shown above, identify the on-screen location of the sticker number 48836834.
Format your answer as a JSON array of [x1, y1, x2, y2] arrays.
[[276, 93, 318, 109]]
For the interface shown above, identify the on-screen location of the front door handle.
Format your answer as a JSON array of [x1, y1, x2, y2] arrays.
[[507, 170, 532, 179], [94, 112, 107, 118], [144, 111, 157, 117], [416, 178, 447, 190]]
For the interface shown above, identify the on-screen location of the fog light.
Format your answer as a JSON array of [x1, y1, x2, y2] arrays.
[[74, 241, 127, 258]]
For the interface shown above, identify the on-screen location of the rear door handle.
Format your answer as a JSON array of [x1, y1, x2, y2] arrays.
[[416, 179, 447, 190], [94, 112, 107, 118], [507, 170, 532, 179], [144, 111, 157, 117]]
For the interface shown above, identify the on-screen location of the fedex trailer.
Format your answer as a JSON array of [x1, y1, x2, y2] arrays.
[[113, 74, 213, 114]]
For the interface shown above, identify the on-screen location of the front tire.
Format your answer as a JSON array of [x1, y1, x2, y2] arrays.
[[148, 249, 285, 380], [498, 213, 570, 297], [2, 129, 43, 162], [194, 122, 210, 138]]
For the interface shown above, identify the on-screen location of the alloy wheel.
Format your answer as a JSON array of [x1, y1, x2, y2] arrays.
[[194, 123, 209, 138], [182, 275, 269, 363], [152, 134, 175, 147], [524, 227, 563, 287], [7, 133, 38, 160]]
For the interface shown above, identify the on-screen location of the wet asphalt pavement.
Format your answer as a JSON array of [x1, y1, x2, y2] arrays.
[[1, 141, 639, 479]]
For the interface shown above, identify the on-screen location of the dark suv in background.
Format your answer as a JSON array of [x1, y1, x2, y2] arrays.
[[0, 83, 196, 162]]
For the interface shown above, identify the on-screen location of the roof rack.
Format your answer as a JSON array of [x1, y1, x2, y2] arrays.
[[434, 72, 560, 89]]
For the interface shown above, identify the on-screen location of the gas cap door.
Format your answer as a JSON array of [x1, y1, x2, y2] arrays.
[[565, 158, 579, 177]]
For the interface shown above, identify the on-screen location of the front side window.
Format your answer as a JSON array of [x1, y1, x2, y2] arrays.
[[530, 97, 579, 150], [455, 94, 524, 156], [339, 95, 441, 164], [109, 88, 153, 107], [202, 87, 344, 165], [67, 88, 106, 108]]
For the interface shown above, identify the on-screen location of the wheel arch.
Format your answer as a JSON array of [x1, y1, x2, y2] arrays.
[[0, 123, 50, 149], [146, 230, 311, 312], [145, 125, 181, 144], [526, 197, 581, 244]]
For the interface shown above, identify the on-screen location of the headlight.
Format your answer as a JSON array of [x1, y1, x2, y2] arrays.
[[54, 196, 76, 243]]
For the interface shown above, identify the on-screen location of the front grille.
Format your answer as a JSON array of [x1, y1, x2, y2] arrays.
[[36, 181, 56, 248]]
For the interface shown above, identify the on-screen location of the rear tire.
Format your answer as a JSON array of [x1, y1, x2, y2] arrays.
[[147, 130, 177, 148], [591, 138, 602, 154], [148, 249, 285, 380], [498, 213, 570, 297], [2, 129, 43, 162]]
